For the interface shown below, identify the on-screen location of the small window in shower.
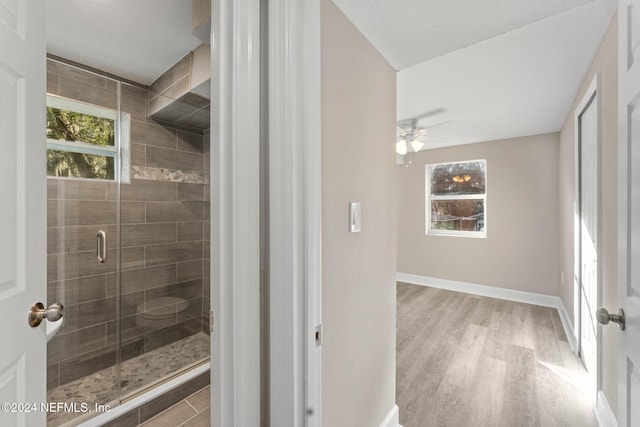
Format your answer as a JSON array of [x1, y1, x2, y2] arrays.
[[46, 94, 130, 181]]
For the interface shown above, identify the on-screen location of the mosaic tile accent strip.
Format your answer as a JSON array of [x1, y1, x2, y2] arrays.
[[47, 332, 210, 427], [132, 166, 209, 184]]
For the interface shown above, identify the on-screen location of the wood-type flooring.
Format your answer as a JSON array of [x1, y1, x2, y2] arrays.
[[396, 282, 595, 427]]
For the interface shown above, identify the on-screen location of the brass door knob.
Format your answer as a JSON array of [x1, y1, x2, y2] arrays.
[[28, 302, 64, 327]]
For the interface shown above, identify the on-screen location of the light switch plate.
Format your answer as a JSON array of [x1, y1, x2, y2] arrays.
[[349, 202, 361, 233]]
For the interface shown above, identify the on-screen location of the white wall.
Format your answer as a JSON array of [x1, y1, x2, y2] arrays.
[[321, 1, 398, 425], [397, 133, 560, 297]]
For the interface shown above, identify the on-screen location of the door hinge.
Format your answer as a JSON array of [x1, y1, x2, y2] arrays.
[[210, 310, 215, 333], [315, 324, 322, 346]]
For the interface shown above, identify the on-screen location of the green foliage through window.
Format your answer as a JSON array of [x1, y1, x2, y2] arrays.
[[46, 99, 117, 180], [47, 107, 115, 147], [47, 150, 115, 180]]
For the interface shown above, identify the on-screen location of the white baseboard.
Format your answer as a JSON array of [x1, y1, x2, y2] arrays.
[[379, 404, 401, 427], [557, 298, 577, 353], [396, 273, 577, 352], [594, 390, 618, 427]]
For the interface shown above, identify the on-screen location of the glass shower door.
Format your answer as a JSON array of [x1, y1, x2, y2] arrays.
[[46, 58, 122, 426], [116, 72, 211, 398]]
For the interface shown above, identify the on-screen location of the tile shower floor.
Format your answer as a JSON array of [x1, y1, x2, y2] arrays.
[[47, 332, 210, 427]]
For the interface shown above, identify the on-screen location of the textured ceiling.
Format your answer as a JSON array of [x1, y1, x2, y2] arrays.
[[396, 0, 617, 148], [329, 0, 617, 149], [331, 0, 596, 70], [46, 0, 201, 85]]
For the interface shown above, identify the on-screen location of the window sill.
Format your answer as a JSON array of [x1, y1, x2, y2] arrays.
[[426, 231, 487, 238]]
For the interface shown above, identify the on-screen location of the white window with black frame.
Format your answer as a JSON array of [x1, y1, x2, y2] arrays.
[[425, 159, 486, 237]]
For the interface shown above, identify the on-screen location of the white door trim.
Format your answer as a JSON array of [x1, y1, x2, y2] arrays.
[[210, 0, 262, 425], [573, 74, 601, 397], [573, 75, 600, 354], [594, 390, 618, 427], [268, 0, 323, 425]]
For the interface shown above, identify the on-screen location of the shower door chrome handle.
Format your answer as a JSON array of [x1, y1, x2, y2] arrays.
[[97, 230, 107, 263], [28, 302, 64, 327]]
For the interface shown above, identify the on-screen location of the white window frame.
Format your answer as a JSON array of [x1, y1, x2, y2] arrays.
[[46, 93, 130, 182], [425, 159, 487, 238]]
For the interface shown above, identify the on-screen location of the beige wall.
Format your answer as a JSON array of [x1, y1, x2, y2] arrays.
[[397, 134, 560, 296], [321, 1, 397, 425], [558, 11, 618, 415]]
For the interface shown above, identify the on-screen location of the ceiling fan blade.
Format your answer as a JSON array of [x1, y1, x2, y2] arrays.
[[397, 108, 446, 127], [422, 119, 456, 130], [416, 134, 447, 141]]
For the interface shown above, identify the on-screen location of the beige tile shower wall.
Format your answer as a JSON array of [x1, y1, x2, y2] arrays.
[[46, 59, 209, 390]]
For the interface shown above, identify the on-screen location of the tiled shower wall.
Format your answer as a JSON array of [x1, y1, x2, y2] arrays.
[[46, 58, 210, 391]]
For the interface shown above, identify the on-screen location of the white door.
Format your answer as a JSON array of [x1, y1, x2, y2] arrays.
[[0, 1, 47, 426], [618, 1, 640, 426], [578, 87, 599, 389]]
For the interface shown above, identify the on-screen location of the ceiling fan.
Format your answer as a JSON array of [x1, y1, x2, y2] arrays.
[[396, 117, 453, 155]]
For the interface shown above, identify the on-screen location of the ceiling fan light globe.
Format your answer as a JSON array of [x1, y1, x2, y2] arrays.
[[411, 140, 424, 152], [396, 140, 407, 155]]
